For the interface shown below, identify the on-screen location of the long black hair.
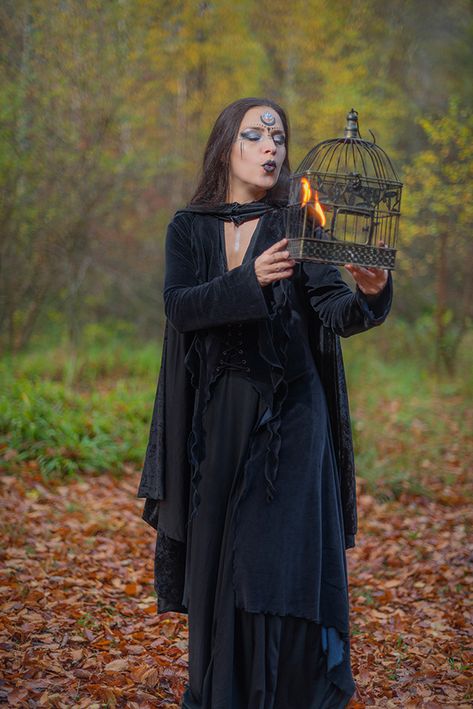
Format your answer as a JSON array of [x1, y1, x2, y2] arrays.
[[190, 97, 291, 205]]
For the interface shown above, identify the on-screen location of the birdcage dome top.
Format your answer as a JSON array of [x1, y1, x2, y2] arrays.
[[296, 109, 401, 186]]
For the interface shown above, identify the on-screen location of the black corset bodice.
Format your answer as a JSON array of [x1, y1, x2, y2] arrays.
[[214, 321, 275, 389], [216, 322, 250, 376], [214, 304, 317, 387]]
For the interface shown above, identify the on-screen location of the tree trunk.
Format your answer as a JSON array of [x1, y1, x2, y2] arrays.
[[435, 229, 449, 374]]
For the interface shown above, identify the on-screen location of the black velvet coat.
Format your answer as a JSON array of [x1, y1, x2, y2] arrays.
[[137, 208, 392, 614]]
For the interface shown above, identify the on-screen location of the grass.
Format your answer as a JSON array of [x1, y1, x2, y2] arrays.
[[1, 322, 472, 494], [343, 323, 473, 499], [0, 338, 162, 479]]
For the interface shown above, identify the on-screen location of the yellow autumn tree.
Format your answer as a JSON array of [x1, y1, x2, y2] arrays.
[[402, 99, 473, 373]]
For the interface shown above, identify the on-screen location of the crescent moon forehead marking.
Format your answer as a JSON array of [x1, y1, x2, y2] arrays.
[[260, 111, 276, 126]]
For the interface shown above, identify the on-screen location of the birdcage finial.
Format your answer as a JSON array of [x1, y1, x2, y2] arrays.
[[344, 109, 360, 139]]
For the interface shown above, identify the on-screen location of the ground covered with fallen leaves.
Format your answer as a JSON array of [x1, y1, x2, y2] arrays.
[[1, 456, 471, 707]]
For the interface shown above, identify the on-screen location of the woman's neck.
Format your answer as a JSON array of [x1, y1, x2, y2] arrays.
[[227, 185, 267, 204]]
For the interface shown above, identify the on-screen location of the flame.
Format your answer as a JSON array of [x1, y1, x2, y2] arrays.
[[313, 191, 326, 227], [300, 177, 326, 227], [300, 177, 312, 207]]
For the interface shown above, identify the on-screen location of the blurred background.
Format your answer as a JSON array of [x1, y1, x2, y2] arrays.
[[1, 0, 472, 490]]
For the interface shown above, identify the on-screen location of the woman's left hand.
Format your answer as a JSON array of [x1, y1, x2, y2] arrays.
[[344, 263, 388, 296]]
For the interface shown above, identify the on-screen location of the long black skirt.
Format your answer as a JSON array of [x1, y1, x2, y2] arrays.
[[181, 371, 354, 709]]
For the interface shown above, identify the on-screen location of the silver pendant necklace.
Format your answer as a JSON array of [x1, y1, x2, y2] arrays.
[[234, 223, 241, 252]]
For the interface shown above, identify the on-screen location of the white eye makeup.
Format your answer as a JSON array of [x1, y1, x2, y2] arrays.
[[239, 128, 286, 147]]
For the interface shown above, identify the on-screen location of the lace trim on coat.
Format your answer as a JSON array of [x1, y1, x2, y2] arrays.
[[154, 530, 187, 613]]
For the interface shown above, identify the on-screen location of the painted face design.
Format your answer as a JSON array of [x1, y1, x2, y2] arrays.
[[237, 107, 286, 152], [228, 105, 287, 201], [239, 126, 286, 148], [260, 111, 276, 126]]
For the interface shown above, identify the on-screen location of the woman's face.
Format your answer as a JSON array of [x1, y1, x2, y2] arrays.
[[228, 105, 286, 202]]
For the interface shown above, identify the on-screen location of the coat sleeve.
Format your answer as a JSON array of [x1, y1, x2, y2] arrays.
[[300, 261, 393, 337], [163, 216, 269, 333]]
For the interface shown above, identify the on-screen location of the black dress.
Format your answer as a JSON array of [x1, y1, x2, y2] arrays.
[[181, 220, 355, 708], [138, 207, 392, 709]]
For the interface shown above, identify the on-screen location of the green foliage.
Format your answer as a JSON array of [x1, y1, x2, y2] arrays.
[[0, 339, 162, 478], [1, 0, 472, 355], [343, 322, 473, 497], [403, 99, 473, 247], [399, 99, 473, 372], [1, 329, 471, 486]]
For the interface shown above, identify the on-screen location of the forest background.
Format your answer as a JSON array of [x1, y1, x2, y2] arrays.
[[1, 1, 472, 705], [0, 0, 472, 484], [1, 0, 472, 480]]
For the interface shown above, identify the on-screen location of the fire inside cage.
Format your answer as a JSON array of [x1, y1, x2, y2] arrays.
[[285, 109, 403, 270]]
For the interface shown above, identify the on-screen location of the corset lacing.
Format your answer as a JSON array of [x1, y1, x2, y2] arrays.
[[216, 322, 251, 376]]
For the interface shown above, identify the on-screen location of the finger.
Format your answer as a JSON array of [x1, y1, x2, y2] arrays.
[[268, 252, 293, 265], [264, 263, 295, 276], [268, 267, 294, 279], [266, 238, 289, 253], [345, 264, 365, 277], [358, 267, 388, 282], [368, 267, 388, 277], [345, 264, 377, 279]]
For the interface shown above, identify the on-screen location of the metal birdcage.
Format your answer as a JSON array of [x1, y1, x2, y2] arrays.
[[285, 109, 402, 270]]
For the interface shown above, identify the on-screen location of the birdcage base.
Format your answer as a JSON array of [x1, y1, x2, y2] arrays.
[[287, 238, 396, 270]]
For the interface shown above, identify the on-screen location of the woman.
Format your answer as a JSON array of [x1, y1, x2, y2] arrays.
[[138, 97, 392, 708]]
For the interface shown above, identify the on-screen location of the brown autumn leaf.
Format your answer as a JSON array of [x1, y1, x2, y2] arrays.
[[104, 658, 129, 673], [1, 419, 472, 709], [124, 582, 140, 596]]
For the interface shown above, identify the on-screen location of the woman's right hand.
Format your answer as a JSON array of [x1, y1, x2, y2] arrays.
[[254, 238, 296, 287]]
